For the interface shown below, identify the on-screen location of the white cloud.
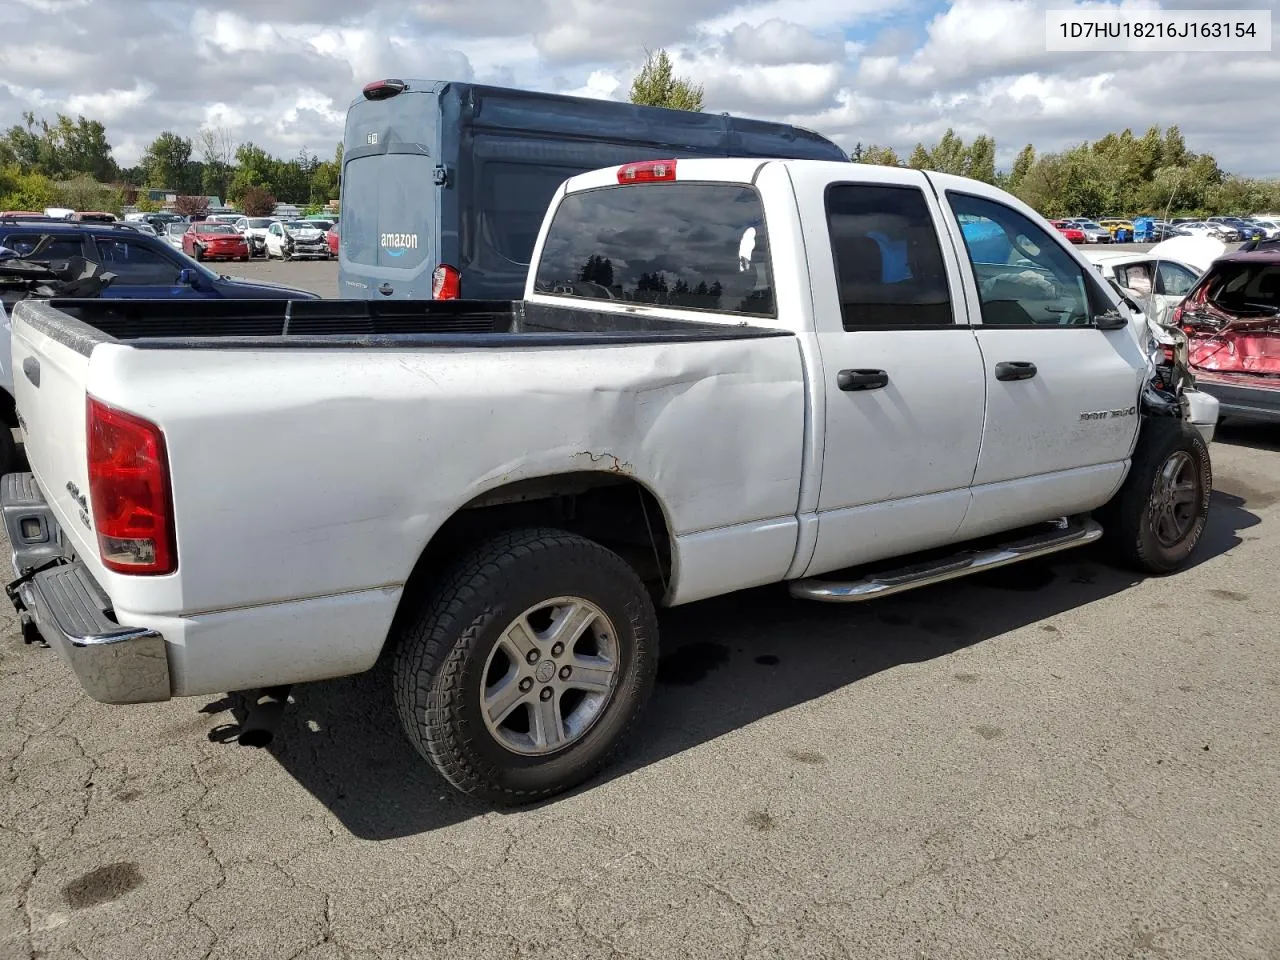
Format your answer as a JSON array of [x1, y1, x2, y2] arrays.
[[0, 0, 1274, 178]]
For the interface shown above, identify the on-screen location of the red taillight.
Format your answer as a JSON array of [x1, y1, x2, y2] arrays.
[[362, 79, 407, 100], [1170, 302, 1185, 327], [86, 397, 176, 575], [432, 264, 461, 300], [617, 159, 677, 184]]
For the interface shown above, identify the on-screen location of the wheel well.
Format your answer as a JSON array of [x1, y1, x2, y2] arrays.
[[394, 473, 674, 626]]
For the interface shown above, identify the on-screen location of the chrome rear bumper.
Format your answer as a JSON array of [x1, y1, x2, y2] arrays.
[[4, 473, 171, 704]]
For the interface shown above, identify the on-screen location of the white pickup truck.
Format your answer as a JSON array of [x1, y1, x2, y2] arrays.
[[5, 159, 1217, 803]]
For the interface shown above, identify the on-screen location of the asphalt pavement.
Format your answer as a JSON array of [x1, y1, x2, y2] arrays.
[[1, 260, 1277, 960]]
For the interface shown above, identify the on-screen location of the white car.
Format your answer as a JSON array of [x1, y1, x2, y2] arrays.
[[1246, 218, 1280, 239], [163, 221, 187, 251], [234, 216, 276, 258], [1177, 221, 1235, 241], [1081, 250, 1202, 326], [6, 158, 1215, 802], [264, 219, 330, 260]]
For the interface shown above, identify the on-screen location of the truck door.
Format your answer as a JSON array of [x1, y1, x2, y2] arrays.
[[786, 166, 988, 578], [932, 181, 1147, 539]]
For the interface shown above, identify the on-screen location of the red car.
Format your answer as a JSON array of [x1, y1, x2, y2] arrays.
[[1172, 240, 1280, 423], [326, 222, 339, 258], [1050, 220, 1086, 244], [183, 222, 249, 262]]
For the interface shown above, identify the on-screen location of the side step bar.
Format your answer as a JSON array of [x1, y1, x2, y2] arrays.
[[789, 517, 1103, 603]]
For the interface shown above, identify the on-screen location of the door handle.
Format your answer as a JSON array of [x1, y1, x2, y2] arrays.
[[22, 356, 39, 387], [837, 368, 889, 391], [994, 361, 1037, 382]]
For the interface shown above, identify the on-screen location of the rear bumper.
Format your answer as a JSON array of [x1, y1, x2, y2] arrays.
[[1192, 373, 1280, 424], [14, 565, 171, 704], [3, 473, 171, 704]]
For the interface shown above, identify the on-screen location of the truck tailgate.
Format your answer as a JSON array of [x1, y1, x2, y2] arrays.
[[11, 309, 99, 568]]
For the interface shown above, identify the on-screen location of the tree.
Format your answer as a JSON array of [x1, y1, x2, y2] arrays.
[[240, 185, 277, 217], [964, 135, 996, 184], [629, 49, 704, 112], [53, 174, 122, 214], [173, 195, 210, 218], [50, 115, 117, 182], [141, 131, 193, 190], [907, 144, 930, 169], [229, 142, 276, 202], [857, 144, 902, 166], [1008, 144, 1036, 191], [198, 125, 236, 202], [0, 165, 57, 211]]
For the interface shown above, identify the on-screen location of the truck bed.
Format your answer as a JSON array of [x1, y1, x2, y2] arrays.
[[19, 298, 792, 353]]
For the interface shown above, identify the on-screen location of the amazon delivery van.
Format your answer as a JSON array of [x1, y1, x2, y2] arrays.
[[338, 79, 848, 300]]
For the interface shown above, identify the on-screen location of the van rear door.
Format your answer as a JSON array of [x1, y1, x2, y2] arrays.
[[338, 86, 441, 299]]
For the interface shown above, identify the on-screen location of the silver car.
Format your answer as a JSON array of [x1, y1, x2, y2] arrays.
[[163, 221, 187, 251]]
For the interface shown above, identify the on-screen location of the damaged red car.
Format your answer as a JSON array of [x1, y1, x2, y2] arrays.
[[1174, 239, 1280, 422]]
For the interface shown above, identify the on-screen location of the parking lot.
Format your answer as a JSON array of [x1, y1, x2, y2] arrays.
[[3, 258, 1278, 960]]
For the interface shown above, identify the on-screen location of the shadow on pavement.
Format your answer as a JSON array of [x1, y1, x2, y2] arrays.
[[1213, 419, 1280, 455], [203, 488, 1258, 840]]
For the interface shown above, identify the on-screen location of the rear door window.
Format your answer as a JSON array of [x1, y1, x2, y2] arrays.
[[533, 183, 774, 316], [93, 238, 182, 284], [825, 183, 954, 329], [1, 234, 85, 259], [1208, 263, 1280, 312]]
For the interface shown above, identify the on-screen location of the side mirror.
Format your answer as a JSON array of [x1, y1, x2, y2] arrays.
[[177, 268, 198, 287], [1093, 309, 1129, 330]]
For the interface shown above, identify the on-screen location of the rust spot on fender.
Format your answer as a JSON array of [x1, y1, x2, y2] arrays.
[[574, 451, 634, 474]]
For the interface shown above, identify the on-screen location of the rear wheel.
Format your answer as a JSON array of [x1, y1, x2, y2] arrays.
[[1097, 418, 1211, 574], [393, 528, 658, 803]]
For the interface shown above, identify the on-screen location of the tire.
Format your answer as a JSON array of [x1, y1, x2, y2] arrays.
[[0, 426, 16, 478], [1097, 418, 1212, 574], [193, 245, 204, 262], [393, 527, 658, 803]]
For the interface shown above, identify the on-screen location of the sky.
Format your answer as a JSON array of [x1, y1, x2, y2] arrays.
[[0, 0, 1276, 176]]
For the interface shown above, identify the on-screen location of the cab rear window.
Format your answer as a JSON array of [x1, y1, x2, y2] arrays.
[[533, 183, 774, 316]]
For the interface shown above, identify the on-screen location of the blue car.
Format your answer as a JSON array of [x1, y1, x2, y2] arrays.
[[0, 219, 318, 301]]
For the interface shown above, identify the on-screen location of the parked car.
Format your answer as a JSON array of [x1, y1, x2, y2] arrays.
[[1051, 220, 1086, 243], [339, 78, 851, 300], [303, 218, 335, 233], [1246, 218, 1280, 239], [163, 221, 187, 250], [1175, 222, 1225, 240], [70, 211, 118, 223], [326, 221, 339, 258], [265, 219, 330, 259], [1208, 216, 1259, 241], [0, 222, 316, 302], [1074, 220, 1111, 243], [0, 221, 317, 476], [1172, 238, 1280, 423], [183, 222, 249, 261], [1082, 250, 1202, 326], [233, 217, 275, 258], [5, 158, 1215, 803]]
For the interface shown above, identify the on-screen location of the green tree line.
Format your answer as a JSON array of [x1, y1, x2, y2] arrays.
[[852, 125, 1280, 218], [0, 112, 342, 214]]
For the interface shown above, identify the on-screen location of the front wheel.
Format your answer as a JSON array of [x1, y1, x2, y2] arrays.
[[193, 245, 204, 261], [393, 528, 658, 803], [1097, 418, 1211, 574]]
